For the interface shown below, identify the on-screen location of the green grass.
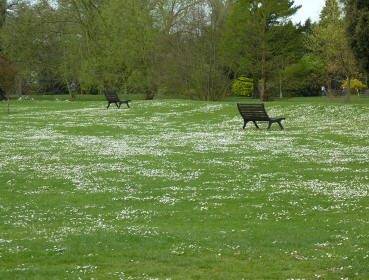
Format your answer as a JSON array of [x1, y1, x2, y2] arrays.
[[0, 97, 368, 279]]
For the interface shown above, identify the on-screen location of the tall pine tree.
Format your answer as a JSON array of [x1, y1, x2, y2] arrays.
[[346, 0, 369, 74], [319, 0, 341, 26], [222, 0, 300, 101]]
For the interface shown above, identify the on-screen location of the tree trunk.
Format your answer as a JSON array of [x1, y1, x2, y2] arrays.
[[346, 76, 351, 102], [260, 73, 266, 102], [252, 78, 260, 99], [145, 88, 154, 100], [0, 0, 6, 29], [15, 75, 22, 97], [327, 78, 332, 95], [260, 54, 266, 102], [65, 78, 75, 100], [279, 72, 283, 99]]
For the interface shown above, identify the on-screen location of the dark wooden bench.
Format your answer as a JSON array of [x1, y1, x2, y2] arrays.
[[104, 90, 131, 109], [360, 89, 369, 98], [237, 103, 285, 130]]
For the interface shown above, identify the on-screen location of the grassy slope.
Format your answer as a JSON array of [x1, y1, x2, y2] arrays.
[[0, 97, 368, 279]]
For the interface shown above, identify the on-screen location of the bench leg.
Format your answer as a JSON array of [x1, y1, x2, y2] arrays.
[[107, 102, 111, 109], [267, 120, 284, 130], [267, 121, 272, 130], [277, 121, 284, 130], [115, 102, 120, 108], [119, 101, 130, 108], [253, 121, 259, 129], [243, 120, 249, 129]]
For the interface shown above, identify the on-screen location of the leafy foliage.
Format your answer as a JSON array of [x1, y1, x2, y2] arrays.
[[282, 55, 325, 96], [342, 78, 367, 93], [232, 77, 253, 97], [307, 0, 360, 100], [346, 0, 369, 74], [0, 56, 17, 96], [222, 0, 301, 101], [0, 0, 367, 100]]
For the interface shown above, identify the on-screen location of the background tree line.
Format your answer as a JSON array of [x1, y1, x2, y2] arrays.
[[0, 0, 368, 101]]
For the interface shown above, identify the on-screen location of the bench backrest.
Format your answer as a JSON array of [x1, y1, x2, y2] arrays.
[[104, 90, 119, 102], [237, 103, 270, 121]]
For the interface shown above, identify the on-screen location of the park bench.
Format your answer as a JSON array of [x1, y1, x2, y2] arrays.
[[104, 90, 131, 109], [237, 103, 285, 130], [360, 89, 369, 98]]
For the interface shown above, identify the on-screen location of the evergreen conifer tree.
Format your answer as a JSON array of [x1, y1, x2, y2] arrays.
[[222, 0, 300, 101], [319, 0, 342, 27], [346, 0, 369, 74]]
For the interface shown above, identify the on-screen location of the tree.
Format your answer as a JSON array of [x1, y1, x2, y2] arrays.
[[282, 54, 325, 96], [222, 0, 300, 101], [149, 0, 202, 98], [98, 0, 159, 98], [0, 56, 17, 98], [272, 21, 304, 98], [56, 0, 161, 99], [0, 0, 6, 30], [345, 0, 369, 74], [150, 0, 232, 100], [188, 0, 232, 100], [56, 0, 105, 97], [307, 0, 359, 101], [1, 2, 71, 96], [1, 0, 23, 98], [0, 56, 17, 113]]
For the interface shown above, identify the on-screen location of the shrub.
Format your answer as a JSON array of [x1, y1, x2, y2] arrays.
[[232, 77, 253, 97], [282, 55, 325, 97], [0, 57, 18, 95], [341, 79, 367, 93], [183, 89, 197, 99], [22, 84, 43, 95]]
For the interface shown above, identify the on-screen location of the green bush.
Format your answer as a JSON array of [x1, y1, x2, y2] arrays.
[[22, 84, 43, 95], [232, 77, 253, 97], [342, 79, 367, 94], [281, 55, 325, 97]]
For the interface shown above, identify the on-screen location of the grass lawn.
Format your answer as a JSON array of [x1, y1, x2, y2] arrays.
[[0, 96, 368, 279]]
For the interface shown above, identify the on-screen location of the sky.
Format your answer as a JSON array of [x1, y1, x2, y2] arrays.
[[291, 0, 326, 24]]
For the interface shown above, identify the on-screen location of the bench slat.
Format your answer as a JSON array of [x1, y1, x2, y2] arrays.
[[238, 106, 264, 110]]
